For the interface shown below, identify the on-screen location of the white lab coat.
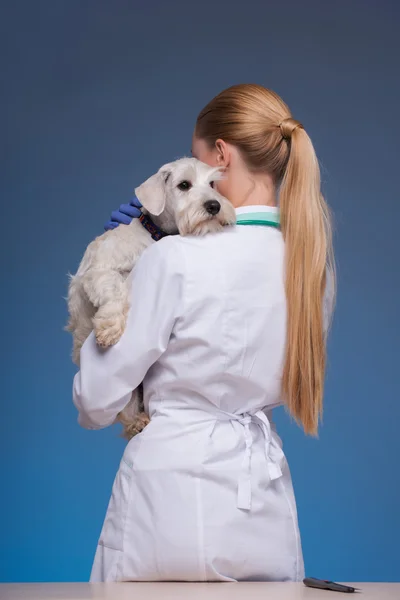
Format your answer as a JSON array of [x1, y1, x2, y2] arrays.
[[73, 206, 328, 582]]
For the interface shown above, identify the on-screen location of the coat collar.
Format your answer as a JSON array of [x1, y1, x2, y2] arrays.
[[235, 205, 280, 228]]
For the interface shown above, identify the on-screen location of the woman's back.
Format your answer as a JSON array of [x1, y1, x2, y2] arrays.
[[146, 220, 287, 417], [86, 218, 304, 584]]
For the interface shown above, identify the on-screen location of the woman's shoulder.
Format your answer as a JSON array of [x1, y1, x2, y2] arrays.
[[139, 236, 187, 272]]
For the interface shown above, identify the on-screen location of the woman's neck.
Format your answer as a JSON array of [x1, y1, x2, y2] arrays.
[[227, 170, 277, 209]]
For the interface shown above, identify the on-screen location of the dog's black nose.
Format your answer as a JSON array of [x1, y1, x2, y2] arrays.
[[204, 200, 221, 216]]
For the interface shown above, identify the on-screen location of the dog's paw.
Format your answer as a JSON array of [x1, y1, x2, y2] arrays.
[[135, 412, 150, 432], [94, 314, 126, 348], [120, 412, 150, 441]]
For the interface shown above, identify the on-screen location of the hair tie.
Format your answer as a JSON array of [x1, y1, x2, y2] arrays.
[[279, 118, 303, 140]]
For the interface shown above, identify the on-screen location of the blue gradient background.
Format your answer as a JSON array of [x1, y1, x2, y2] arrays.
[[1, 0, 399, 584]]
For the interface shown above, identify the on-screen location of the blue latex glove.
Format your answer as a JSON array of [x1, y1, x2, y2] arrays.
[[104, 196, 142, 231]]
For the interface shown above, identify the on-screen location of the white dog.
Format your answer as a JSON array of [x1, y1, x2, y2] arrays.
[[66, 157, 236, 439]]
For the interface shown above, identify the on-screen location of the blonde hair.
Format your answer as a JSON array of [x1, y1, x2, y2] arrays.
[[196, 84, 335, 435]]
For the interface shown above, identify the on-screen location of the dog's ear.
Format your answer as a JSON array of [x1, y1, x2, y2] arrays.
[[134, 165, 172, 216]]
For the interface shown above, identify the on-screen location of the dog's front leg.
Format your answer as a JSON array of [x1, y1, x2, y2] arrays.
[[82, 268, 129, 348], [117, 385, 149, 440]]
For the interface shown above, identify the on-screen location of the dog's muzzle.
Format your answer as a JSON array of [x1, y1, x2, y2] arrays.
[[204, 200, 221, 216]]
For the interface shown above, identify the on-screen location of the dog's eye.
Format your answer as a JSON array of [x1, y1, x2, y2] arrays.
[[177, 181, 192, 191], [209, 181, 215, 189]]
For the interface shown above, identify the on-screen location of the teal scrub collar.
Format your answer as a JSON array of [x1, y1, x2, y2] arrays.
[[236, 207, 280, 229]]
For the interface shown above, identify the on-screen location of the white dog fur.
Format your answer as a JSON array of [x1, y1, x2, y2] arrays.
[[66, 157, 236, 439]]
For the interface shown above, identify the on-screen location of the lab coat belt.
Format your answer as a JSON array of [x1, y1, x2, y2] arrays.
[[213, 409, 285, 511]]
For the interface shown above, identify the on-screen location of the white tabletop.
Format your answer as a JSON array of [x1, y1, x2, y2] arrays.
[[0, 582, 399, 600]]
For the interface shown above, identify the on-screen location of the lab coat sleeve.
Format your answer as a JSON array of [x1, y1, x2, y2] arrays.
[[72, 239, 185, 430]]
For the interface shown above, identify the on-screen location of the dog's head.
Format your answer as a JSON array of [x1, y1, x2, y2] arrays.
[[134, 157, 236, 236]]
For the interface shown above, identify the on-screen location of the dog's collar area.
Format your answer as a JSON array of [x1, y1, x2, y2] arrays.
[[139, 213, 169, 241]]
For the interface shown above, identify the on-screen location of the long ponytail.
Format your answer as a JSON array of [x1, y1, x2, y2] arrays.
[[279, 120, 335, 435]]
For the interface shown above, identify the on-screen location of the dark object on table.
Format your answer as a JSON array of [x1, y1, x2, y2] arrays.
[[303, 577, 360, 593]]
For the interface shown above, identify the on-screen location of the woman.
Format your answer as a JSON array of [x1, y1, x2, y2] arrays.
[[73, 83, 335, 582]]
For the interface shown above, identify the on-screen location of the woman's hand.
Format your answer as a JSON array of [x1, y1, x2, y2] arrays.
[[104, 197, 142, 231]]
